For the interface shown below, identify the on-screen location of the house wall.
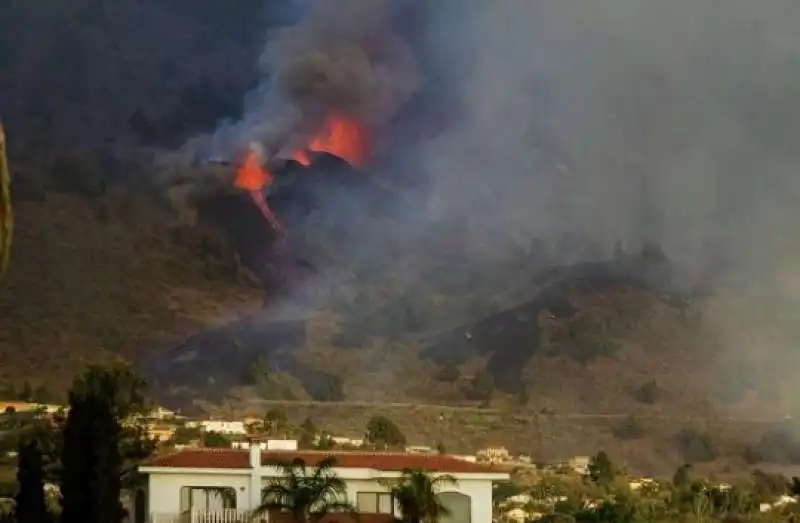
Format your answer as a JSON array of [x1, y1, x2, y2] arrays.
[[148, 471, 251, 515], [147, 470, 495, 522]]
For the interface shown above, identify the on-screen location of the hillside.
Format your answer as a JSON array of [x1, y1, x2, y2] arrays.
[[1, 173, 798, 473], [0, 182, 262, 394], [2, 0, 800, 476]]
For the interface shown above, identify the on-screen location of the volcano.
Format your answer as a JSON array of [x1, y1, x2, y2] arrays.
[[198, 150, 398, 307], [142, 148, 404, 401]]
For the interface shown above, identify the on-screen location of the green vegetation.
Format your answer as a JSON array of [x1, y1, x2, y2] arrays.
[[674, 429, 718, 464], [298, 417, 317, 449], [495, 451, 800, 523], [14, 439, 48, 523], [633, 379, 663, 405], [0, 363, 156, 523], [201, 431, 231, 448], [364, 414, 406, 450], [256, 456, 356, 522], [381, 468, 457, 523], [612, 415, 647, 441]]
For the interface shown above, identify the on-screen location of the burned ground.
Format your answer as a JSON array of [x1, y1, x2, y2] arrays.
[[421, 250, 695, 392]]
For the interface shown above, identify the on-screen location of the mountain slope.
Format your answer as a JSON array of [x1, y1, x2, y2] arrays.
[[0, 187, 261, 393], [1, 178, 795, 475]]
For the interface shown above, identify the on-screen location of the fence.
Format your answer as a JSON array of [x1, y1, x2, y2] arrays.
[[149, 509, 258, 523]]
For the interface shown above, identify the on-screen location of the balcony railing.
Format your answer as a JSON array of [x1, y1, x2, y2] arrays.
[[149, 509, 258, 523]]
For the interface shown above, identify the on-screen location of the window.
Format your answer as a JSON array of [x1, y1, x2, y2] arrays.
[[438, 492, 471, 523], [356, 492, 393, 514], [179, 487, 237, 513]]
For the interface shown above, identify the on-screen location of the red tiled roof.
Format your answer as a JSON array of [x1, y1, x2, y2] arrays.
[[142, 449, 502, 474]]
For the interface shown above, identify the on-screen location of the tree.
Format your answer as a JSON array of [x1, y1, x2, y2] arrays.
[[63, 363, 155, 489], [675, 429, 717, 463], [32, 385, 54, 404], [381, 468, 457, 523], [365, 415, 406, 450], [201, 431, 231, 448], [611, 415, 646, 440], [255, 456, 355, 523], [298, 417, 317, 449], [91, 399, 125, 523], [15, 437, 49, 523], [119, 421, 156, 489], [69, 362, 148, 419], [467, 370, 494, 403], [60, 387, 125, 523], [171, 425, 202, 445], [672, 464, 692, 490], [634, 379, 661, 405], [264, 407, 288, 437], [433, 365, 460, 383], [315, 432, 335, 451], [587, 451, 615, 488], [16, 381, 33, 402], [59, 364, 153, 523]]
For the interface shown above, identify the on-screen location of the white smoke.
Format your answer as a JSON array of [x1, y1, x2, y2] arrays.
[[177, 0, 421, 163]]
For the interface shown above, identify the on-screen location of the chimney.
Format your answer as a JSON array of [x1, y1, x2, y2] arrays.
[[248, 437, 261, 468]]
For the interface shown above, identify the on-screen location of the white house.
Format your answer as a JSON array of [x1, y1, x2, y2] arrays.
[[184, 420, 248, 435], [137, 447, 508, 523], [231, 440, 298, 451]]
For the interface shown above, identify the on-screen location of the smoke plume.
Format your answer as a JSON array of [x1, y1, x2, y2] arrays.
[[180, 0, 421, 163], [405, 0, 800, 416]]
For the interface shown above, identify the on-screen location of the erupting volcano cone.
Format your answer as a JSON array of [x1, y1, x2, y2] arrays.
[[292, 114, 368, 169]]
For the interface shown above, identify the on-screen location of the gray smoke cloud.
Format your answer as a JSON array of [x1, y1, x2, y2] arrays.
[[162, 0, 800, 415], [412, 0, 800, 417], [178, 0, 420, 163]]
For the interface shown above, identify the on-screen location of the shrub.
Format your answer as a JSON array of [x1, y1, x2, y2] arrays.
[[744, 428, 800, 464], [433, 364, 460, 383], [675, 428, 717, 463], [633, 379, 662, 405], [461, 370, 494, 401], [611, 415, 647, 440]]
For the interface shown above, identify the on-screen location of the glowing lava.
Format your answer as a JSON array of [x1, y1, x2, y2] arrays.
[[292, 114, 367, 167], [234, 150, 271, 192], [234, 150, 283, 233]]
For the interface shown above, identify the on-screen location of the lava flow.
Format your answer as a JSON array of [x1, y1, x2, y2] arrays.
[[234, 150, 283, 233], [292, 114, 368, 168], [228, 114, 371, 308]]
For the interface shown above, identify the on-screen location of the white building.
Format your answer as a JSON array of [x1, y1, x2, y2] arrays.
[[137, 447, 508, 523], [147, 406, 177, 420], [185, 420, 247, 435], [231, 440, 298, 451], [330, 436, 364, 447]]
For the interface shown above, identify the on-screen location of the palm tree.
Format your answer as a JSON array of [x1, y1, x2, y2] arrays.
[[380, 468, 457, 523], [255, 456, 356, 523]]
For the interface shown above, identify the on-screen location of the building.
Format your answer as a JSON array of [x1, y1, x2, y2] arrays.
[[568, 455, 591, 475], [330, 436, 364, 448], [146, 424, 177, 443], [185, 420, 247, 435], [476, 446, 510, 464], [147, 406, 178, 420], [230, 440, 298, 451], [404, 445, 435, 454], [138, 447, 508, 523], [0, 401, 63, 415]]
